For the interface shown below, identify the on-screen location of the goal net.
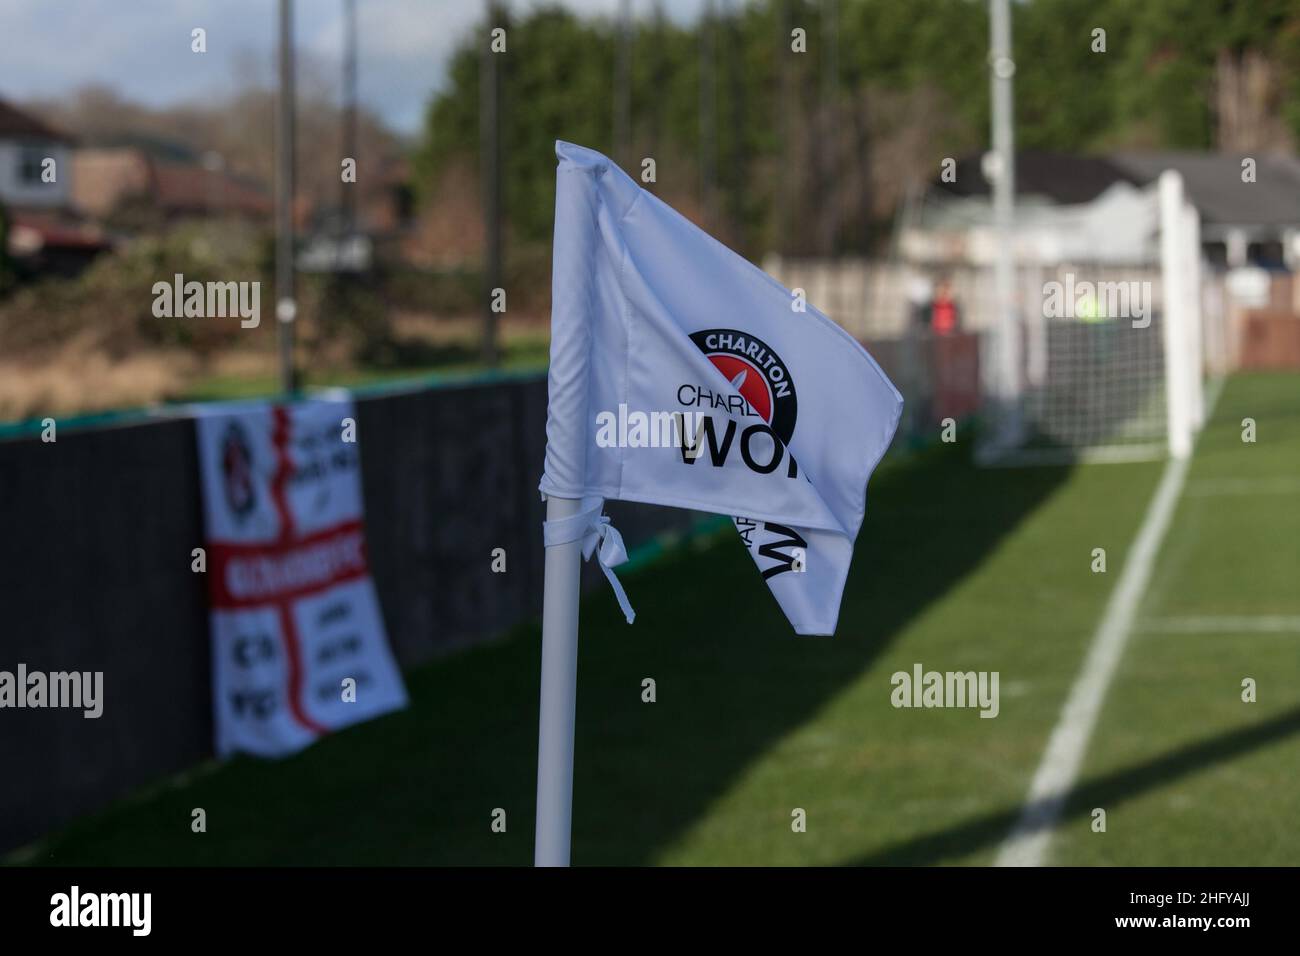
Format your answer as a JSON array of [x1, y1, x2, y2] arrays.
[[978, 170, 1225, 465]]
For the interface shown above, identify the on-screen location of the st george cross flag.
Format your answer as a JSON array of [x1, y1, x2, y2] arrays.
[[540, 141, 902, 635], [194, 397, 407, 757]]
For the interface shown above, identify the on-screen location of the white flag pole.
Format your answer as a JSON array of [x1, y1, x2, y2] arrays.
[[534, 493, 584, 866]]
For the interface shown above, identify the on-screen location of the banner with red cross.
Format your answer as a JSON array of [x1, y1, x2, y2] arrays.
[[194, 397, 407, 758]]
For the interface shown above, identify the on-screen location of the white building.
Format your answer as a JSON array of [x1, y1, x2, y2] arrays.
[[913, 149, 1300, 271], [0, 99, 73, 210]]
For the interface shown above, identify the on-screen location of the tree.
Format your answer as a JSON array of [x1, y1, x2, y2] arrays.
[[412, 0, 1300, 261]]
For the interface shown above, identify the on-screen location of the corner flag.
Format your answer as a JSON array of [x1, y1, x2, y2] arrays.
[[534, 141, 902, 864]]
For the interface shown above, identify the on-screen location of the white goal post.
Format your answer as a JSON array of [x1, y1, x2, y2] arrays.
[[976, 167, 1222, 466], [1159, 169, 1202, 459]]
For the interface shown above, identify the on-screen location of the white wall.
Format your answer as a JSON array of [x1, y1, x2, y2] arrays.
[[0, 140, 71, 208], [763, 255, 1171, 340]]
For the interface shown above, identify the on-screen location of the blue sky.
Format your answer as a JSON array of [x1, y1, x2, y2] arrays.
[[0, 0, 707, 135]]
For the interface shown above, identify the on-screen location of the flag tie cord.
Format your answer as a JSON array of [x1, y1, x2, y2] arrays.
[[542, 499, 636, 624]]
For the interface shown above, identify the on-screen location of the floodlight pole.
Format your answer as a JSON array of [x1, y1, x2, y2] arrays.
[[989, 0, 1019, 443], [699, 0, 716, 230], [820, 0, 839, 255], [777, 0, 795, 256], [480, 0, 502, 367], [341, 0, 358, 238], [614, 0, 632, 167], [276, 0, 298, 394]]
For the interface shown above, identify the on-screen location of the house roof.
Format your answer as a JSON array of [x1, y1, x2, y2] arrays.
[[1110, 151, 1300, 228], [150, 160, 272, 216], [0, 98, 73, 143], [933, 148, 1300, 230], [934, 150, 1140, 205], [87, 132, 197, 163]]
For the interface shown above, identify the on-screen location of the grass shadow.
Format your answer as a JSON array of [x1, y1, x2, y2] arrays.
[[570, 438, 1071, 863], [24, 437, 1073, 866], [842, 704, 1300, 866]]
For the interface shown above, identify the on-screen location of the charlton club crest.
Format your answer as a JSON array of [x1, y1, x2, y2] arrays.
[[689, 328, 798, 445], [220, 422, 257, 520]]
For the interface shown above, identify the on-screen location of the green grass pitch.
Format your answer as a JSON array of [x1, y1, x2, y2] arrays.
[[15, 371, 1298, 866]]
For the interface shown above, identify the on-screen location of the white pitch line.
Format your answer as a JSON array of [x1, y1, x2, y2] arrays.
[[995, 453, 1193, 867], [994, 376, 1227, 866], [1143, 615, 1300, 634], [1184, 476, 1300, 497]]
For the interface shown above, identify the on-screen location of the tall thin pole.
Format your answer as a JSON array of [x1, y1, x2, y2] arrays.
[[699, 0, 716, 230], [650, 1, 666, 169], [341, 0, 358, 237], [777, 0, 795, 255], [276, 0, 298, 393], [819, 0, 839, 255], [480, 0, 502, 367], [725, 0, 746, 237], [614, 0, 632, 168], [989, 0, 1019, 442], [534, 495, 584, 866], [849, 67, 871, 255]]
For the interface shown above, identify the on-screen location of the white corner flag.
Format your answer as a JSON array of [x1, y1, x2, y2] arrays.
[[534, 141, 902, 865]]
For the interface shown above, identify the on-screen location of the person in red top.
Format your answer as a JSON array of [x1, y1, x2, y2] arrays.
[[930, 277, 961, 336]]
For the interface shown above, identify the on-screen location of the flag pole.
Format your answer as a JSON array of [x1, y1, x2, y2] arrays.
[[275, 0, 298, 394], [534, 494, 584, 866]]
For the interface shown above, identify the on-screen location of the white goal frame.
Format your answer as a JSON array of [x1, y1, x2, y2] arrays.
[[977, 168, 1217, 467]]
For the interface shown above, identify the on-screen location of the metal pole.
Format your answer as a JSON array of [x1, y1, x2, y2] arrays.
[[614, 0, 632, 168], [650, 1, 666, 165], [276, 0, 298, 393], [480, 0, 502, 367], [341, 0, 358, 237], [725, 0, 746, 233], [820, 0, 839, 255], [698, 0, 716, 231], [534, 495, 584, 866], [777, 0, 794, 255], [989, 0, 1019, 444]]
